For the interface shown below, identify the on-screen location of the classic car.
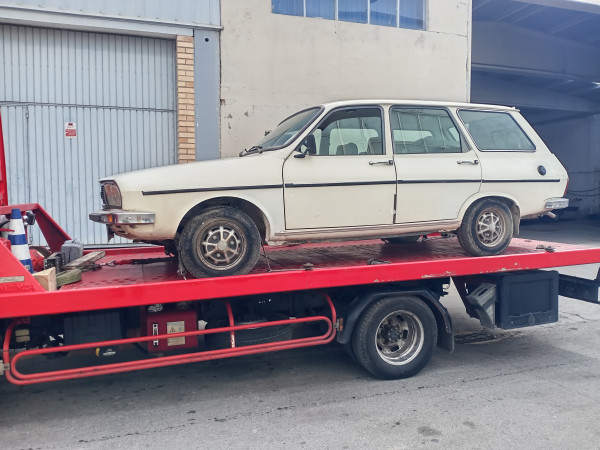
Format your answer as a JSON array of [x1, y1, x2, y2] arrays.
[[90, 100, 569, 277]]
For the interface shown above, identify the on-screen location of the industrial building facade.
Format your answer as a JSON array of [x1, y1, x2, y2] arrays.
[[0, 0, 598, 244]]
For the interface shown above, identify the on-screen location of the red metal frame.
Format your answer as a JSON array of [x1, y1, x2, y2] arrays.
[[2, 238, 600, 319], [3, 295, 337, 385], [0, 203, 71, 253], [0, 112, 7, 207]]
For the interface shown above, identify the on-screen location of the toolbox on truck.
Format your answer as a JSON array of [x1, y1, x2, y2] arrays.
[[492, 270, 559, 329], [465, 270, 559, 329]]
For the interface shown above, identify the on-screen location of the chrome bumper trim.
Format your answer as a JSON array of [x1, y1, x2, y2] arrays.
[[89, 211, 155, 225], [544, 198, 569, 209]]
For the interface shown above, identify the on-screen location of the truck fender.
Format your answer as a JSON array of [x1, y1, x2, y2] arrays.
[[336, 288, 454, 352]]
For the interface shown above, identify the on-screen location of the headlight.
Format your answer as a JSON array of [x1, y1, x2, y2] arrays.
[[101, 182, 122, 209]]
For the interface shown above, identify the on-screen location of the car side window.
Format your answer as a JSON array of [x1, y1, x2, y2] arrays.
[[457, 110, 536, 151], [311, 107, 384, 156], [390, 108, 463, 154]]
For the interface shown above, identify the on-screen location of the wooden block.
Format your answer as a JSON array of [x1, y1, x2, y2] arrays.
[[63, 251, 106, 270], [56, 269, 82, 287], [32, 267, 57, 291]]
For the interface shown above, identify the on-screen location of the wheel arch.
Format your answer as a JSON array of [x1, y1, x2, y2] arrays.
[[337, 286, 454, 352], [176, 197, 271, 243], [459, 194, 521, 236]]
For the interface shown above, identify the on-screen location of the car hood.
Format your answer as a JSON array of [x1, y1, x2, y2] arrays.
[[102, 153, 286, 193]]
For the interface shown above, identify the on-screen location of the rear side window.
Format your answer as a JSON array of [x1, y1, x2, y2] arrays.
[[458, 110, 535, 151], [390, 108, 463, 154]]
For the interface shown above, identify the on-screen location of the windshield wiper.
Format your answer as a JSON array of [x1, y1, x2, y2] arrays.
[[239, 145, 263, 157]]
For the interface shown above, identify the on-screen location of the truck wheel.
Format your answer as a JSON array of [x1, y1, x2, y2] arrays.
[[456, 199, 513, 256], [351, 296, 437, 379], [179, 206, 261, 278]]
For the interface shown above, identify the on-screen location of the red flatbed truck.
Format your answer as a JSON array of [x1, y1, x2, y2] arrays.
[[1, 113, 600, 386], [1, 201, 599, 386]]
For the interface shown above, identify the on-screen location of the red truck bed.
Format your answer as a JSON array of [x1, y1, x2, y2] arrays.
[[2, 235, 600, 319]]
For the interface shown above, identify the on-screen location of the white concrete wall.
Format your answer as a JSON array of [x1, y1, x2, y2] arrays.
[[219, 0, 472, 158]]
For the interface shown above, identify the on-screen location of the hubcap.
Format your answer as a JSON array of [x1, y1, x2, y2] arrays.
[[375, 310, 424, 365], [197, 223, 245, 270], [476, 208, 506, 247]]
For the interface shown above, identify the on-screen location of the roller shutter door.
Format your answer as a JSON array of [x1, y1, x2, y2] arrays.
[[0, 25, 177, 244]]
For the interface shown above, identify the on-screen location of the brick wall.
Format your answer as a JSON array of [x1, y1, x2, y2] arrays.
[[176, 36, 196, 163]]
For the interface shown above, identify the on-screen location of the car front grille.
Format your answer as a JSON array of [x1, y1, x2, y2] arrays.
[[100, 184, 108, 208]]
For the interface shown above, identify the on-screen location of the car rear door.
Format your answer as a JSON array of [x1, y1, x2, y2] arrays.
[[390, 106, 482, 224]]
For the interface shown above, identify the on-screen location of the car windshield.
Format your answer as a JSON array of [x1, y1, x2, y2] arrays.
[[253, 107, 321, 151]]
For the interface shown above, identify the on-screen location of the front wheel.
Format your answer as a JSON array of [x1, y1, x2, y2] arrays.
[[179, 206, 261, 278], [456, 199, 514, 256], [351, 296, 437, 379]]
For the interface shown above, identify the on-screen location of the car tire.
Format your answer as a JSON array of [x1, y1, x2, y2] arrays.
[[179, 206, 261, 278], [351, 296, 437, 379], [382, 236, 421, 244], [457, 199, 513, 256]]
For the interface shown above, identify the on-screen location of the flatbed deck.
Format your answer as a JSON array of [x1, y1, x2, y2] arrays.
[[3, 236, 600, 319]]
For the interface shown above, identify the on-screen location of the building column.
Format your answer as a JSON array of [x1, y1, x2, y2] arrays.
[[176, 35, 196, 163]]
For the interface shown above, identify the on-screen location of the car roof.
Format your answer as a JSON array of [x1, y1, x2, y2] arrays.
[[320, 99, 517, 111]]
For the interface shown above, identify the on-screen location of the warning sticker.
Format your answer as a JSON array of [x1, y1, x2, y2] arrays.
[[167, 320, 185, 346], [65, 122, 77, 138]]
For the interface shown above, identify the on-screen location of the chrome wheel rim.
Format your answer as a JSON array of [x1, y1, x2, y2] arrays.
[[196, 221, 246, 270], [476, 208, 507, 247], [375, 310, 424, 365]]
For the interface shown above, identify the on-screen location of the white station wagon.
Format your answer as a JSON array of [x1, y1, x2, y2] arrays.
[[90, 100, 569, 278]]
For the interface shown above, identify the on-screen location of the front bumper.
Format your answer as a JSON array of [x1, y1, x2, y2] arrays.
[[544, 198, 569, 209], [89, 210, 155, 225]]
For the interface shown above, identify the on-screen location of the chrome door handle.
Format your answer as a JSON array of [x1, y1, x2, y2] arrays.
[[369, 160, 394, 166], [457, 159, 479, 165]]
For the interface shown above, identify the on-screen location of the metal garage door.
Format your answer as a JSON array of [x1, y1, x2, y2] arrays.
[[0, 25, 176, 244]]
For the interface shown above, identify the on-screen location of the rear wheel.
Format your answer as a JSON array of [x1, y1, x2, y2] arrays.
[[457, 199, 513, 256], [179, 206, 261, 278], [351, 296, 437, 379]]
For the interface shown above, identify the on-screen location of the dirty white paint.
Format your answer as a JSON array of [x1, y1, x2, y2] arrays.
[[219, 0, 472, 158]]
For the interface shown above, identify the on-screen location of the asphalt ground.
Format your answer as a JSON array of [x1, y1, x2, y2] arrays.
[[1, 218, 599, 449]]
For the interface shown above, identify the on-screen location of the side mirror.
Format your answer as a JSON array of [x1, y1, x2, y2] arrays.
[[294, 134, 317, 158]]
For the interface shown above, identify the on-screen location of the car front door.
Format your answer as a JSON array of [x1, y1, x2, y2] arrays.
[[390, 107, 482, 224], [282, 106, 396, 229]]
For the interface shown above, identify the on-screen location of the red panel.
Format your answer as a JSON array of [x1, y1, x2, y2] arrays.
[[0, 241, 45, 294], [144, 308, 198, 353], [1, 237, 599, 319]]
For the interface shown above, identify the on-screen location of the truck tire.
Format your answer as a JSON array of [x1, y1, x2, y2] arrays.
[[456, 199, 513, 256], [179, 206, 261, 278], [351, 296, 437, 379]]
